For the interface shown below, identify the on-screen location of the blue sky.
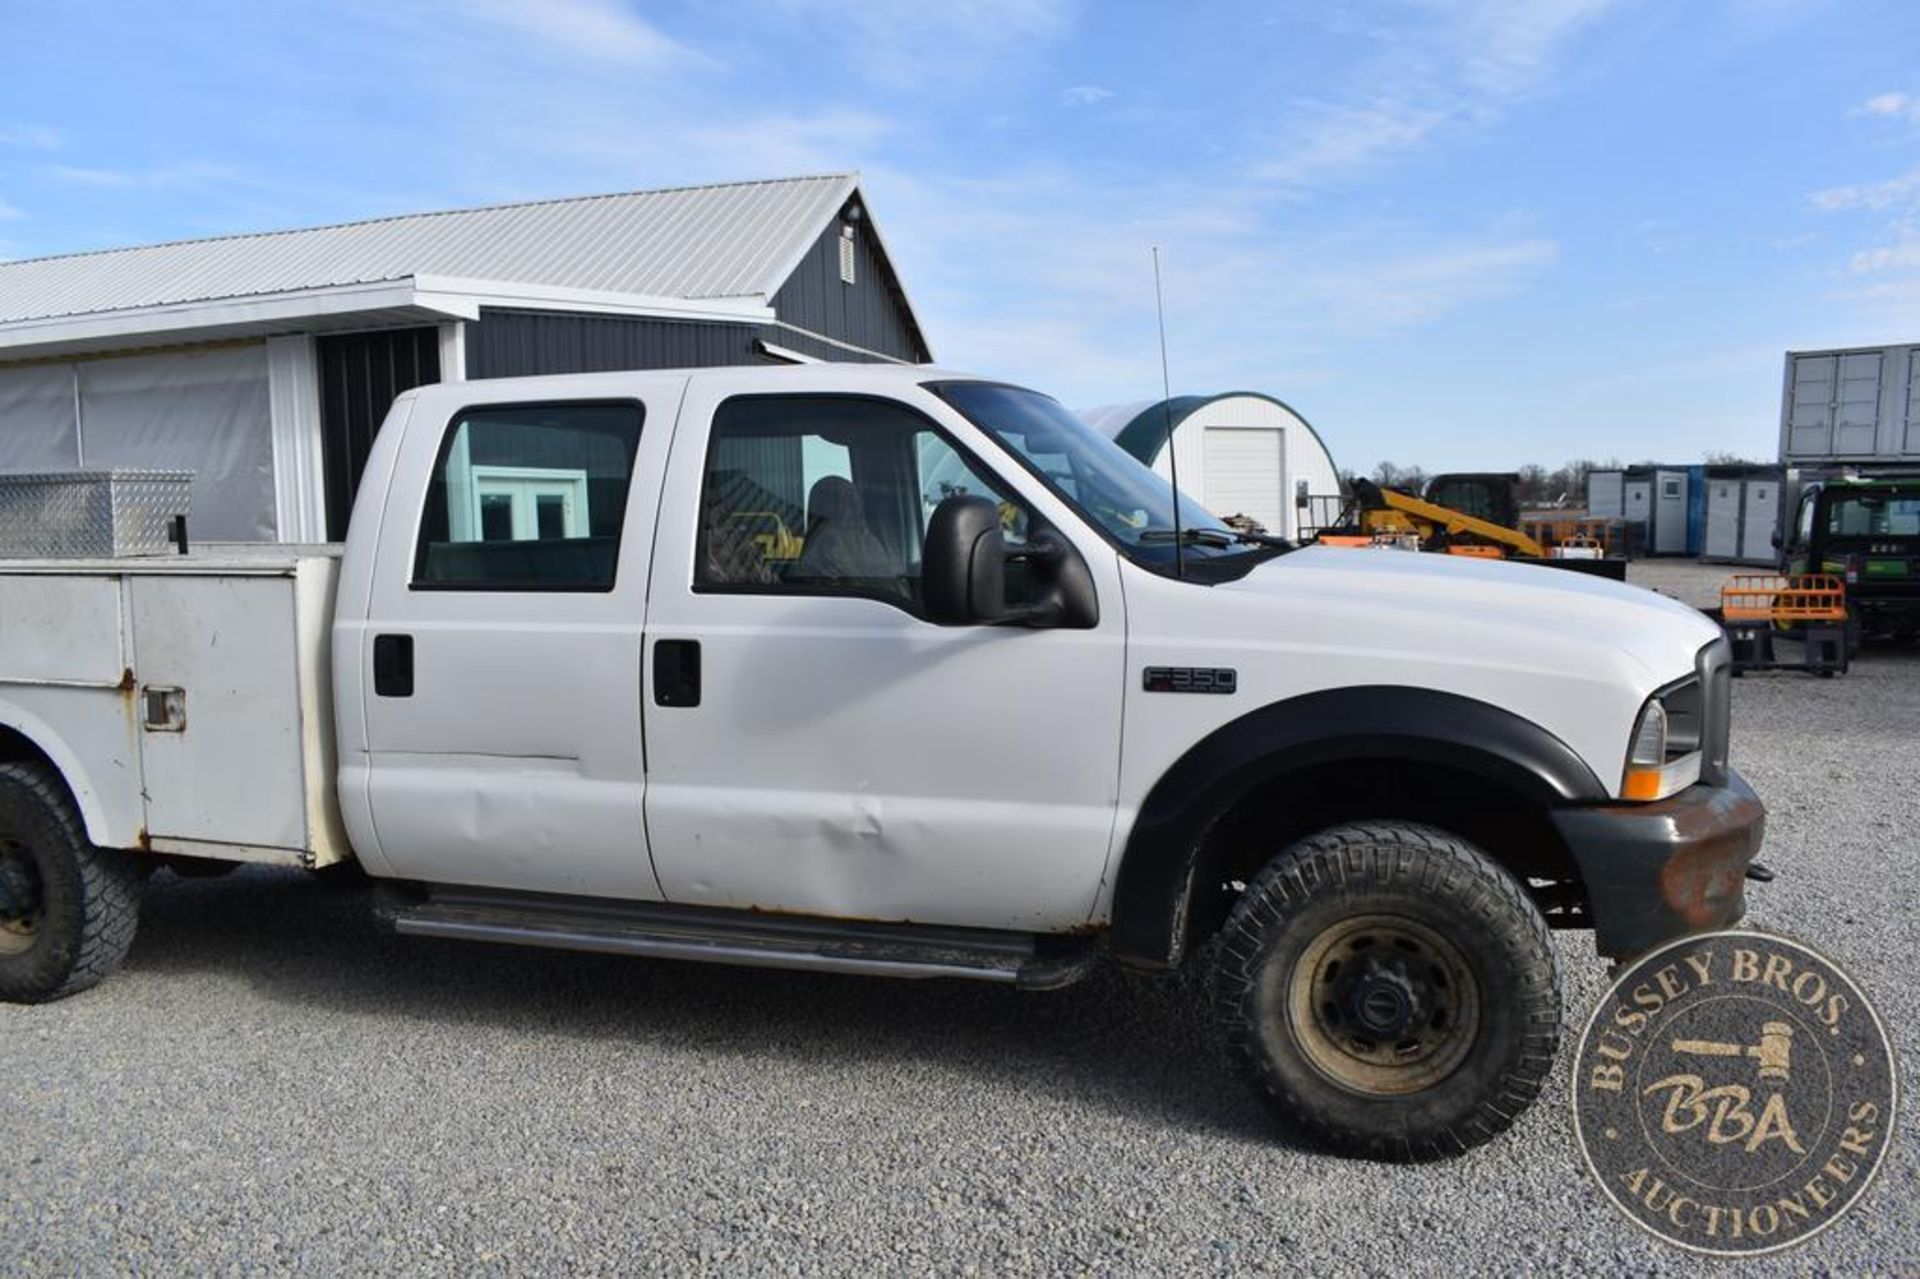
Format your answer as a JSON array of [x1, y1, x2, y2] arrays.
[[2, 0, 1917, 474]]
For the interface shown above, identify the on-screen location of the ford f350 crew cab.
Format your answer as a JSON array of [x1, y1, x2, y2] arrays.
[[0, 364, 1766, 1159]]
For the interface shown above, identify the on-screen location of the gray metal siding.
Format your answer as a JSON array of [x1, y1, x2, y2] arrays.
[[770, 211, 927, 362], [467, 311, 772, 378], [465, 309, 899, 378]]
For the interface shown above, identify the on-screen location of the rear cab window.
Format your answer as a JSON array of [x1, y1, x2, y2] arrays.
[[413, 401, 643, 591]]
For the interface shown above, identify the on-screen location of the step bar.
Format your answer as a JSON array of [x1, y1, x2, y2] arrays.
[[375, 886, 1098, 990]]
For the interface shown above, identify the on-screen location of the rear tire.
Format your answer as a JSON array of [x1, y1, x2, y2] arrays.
[[0, 762, 143, 1003], [1211, 821, 1561, 1160]]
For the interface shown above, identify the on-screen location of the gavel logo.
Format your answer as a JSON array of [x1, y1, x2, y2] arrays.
[[1671, 1021, 1794, 1082], [1642, 1022, 1804, 1154]]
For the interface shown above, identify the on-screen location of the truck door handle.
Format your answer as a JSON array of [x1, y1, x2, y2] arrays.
[[653, 639, 700, 708], [373, 634, 414, 698]]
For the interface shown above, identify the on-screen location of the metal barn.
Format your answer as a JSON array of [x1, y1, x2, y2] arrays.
[[1078, 392, 1341, 541], [0, 174, 930, 542]]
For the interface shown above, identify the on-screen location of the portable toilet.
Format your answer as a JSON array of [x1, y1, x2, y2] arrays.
[[1684, 465, 1707, 555], [1741, 474, 1781, 563], [1704, 474, 1743, 560], [1623, 472, 1653, 551], [1703, 465, 1784, 564], [1653, 469, 1688, 554]]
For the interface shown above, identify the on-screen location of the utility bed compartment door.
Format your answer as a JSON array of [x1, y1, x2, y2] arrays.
[[130, 575, 307, 849], [0, 576, 125, 684]]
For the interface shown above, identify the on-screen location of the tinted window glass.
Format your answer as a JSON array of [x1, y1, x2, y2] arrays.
[[696, 395, 1032, 612], [414, 402, 642, 590]]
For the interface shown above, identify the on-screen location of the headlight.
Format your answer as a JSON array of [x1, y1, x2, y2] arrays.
[[1621, 680, 1703, 801]]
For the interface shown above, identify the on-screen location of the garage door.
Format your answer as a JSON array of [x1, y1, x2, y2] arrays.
[[1202, 427, 1284, 533]]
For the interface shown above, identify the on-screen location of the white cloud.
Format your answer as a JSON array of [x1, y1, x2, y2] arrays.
[[1849, 240, 1920, 273], [757, 0, 1076, 89], [0, 125, 59, 149], [1057, 85, 1114, 108], [1262, 0, 1624, 188], [45, 162, 259, 192], [1854, 91, 1920, 124], [1810, 170, 1920, 212], [462, 0, 707, 69], [865, 164, 1558, 403]]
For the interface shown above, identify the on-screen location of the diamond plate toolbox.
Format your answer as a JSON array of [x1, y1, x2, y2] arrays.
[[0, 470, 194, 557]]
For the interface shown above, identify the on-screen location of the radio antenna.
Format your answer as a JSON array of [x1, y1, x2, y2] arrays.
[[1152, 246, 1185, 580]]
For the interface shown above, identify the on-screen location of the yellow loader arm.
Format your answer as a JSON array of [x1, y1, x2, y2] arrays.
[[1349, 479, 1550, 559]]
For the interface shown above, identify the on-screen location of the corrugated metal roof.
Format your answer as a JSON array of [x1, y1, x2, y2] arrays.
[[0, 173, 859, 325]]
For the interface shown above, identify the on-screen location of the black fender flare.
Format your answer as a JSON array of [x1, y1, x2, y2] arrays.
[[1107, 685, 1608, 966]]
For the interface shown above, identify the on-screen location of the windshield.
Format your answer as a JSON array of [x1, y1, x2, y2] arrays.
[[1826, 493, 1920, 539], [931, 381, 1268, 576]]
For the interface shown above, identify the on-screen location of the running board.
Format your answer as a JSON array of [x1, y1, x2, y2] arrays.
[[375, 886, 1099, 990]]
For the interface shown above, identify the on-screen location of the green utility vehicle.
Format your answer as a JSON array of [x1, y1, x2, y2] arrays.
[[1781, 473, 1920, 640]]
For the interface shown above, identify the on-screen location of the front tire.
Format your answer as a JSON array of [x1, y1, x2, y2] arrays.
[[0, 762, 143, 1003], [1211, 821, 1561, 1160]]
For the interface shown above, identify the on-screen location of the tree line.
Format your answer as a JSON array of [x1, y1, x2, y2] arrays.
[[1338, 453, 1767, 508]]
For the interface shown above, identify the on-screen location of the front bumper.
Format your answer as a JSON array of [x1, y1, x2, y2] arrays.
[[1550, 767, 1767, 960]]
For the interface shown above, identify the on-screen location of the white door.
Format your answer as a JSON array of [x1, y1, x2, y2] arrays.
[[641, 384, 1127, 931], [1742, 481, 1778, 562], [1705, 482, 1740, 559], [1201, 426, 1285, 534], [1654, 471, 1688, 554], [356, 397, 669, 900]]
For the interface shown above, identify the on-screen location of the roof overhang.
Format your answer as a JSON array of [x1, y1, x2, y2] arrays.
[[0, 274, 776, 363]]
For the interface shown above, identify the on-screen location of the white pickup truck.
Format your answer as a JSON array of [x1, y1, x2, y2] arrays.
[[0, 364, 1765, 1159]]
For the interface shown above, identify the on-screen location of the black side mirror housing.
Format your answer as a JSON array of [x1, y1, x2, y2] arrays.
[[924, 495, 1008, 624], [1770, 530, 1782, 549], [923, 495, 1099, 628]]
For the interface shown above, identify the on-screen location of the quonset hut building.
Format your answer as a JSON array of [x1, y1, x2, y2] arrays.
[[1080, 392, 1341, 541], [0, 173, 929, 541]]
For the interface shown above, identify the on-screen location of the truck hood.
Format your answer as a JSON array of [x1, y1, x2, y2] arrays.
[[1223, 546, 1720, 682]]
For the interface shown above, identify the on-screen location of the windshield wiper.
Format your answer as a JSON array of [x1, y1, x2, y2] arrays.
[[1138, 527, 1236, 547], [1139, 527, 1293, 550]]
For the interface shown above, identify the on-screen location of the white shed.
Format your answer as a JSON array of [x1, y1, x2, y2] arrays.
[[1079, 392, 1340, 541]]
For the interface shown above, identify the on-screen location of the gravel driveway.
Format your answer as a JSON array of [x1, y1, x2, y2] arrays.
[[3, 563, 1914, 1275]]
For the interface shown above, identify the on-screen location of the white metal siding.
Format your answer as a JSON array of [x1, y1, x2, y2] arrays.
[[1202, 427, 1285, 532]]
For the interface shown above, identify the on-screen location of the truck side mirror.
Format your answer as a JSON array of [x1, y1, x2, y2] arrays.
[[1770, 530, 1781, 549], [924, 495, 1008, 624]]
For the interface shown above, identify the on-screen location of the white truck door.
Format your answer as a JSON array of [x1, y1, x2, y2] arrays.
[[641, 384, 1127, 932], [355, 393, 671, 900]]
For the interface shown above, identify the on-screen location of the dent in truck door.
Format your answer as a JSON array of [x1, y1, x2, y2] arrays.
[[639, 380, 1128, 931], [354, 395, 669, 900]]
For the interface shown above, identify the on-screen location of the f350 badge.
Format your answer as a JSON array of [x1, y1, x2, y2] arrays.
[[1142, 667, 1237, 694]]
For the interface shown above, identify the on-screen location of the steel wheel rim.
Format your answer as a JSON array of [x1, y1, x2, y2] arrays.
[[1285, 913, 1481, 1096], [0, 834, 43, 957]]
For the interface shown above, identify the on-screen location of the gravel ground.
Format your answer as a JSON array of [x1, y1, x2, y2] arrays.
[[3, 560, 1915, 1275]]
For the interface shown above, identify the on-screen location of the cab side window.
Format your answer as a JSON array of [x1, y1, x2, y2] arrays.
[[695, 395, 1032, 612], [414, 401, 642, 590]]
